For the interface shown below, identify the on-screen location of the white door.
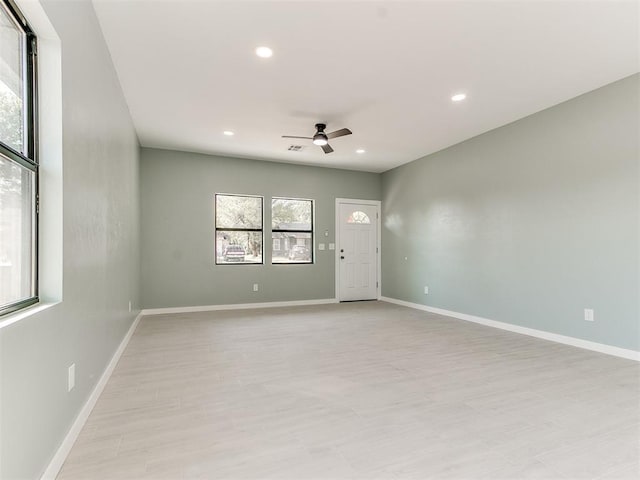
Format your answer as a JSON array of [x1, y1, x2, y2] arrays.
[[337, 201, 378, 301]]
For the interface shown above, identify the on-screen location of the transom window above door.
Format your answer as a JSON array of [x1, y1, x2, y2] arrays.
[[347, 211, 371, 224]]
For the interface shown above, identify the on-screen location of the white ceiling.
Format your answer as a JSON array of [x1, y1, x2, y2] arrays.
[[92, 0, 638, 173]]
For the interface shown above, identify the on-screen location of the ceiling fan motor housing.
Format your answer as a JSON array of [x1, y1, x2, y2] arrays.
[[313, 124, 328, 145]]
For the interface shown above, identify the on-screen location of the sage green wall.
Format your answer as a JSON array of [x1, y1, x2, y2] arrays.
[[140, 148, 381, 309], [0, 1, 140, 478], [0, 7, 634, 477], [382, 74, 639, 351]]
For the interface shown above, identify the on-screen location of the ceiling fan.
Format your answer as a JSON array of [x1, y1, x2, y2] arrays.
[[282, 123, 352, 154]]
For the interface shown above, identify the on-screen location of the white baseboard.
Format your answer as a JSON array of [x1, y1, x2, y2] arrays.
[[141, 298, 338, 316], [40, 313, 143, 480], [380, 296, 640, 362]]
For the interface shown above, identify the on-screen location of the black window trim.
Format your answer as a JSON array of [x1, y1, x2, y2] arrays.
[[214, 193, 264, 266], [271, 197, 314, 265], [0, 0, 39, 316]]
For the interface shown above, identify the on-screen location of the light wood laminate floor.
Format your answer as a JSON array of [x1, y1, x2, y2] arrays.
[[58, 301, 640, 480]]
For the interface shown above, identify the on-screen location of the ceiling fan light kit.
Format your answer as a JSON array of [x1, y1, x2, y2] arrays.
[[312, 135, 328, 146], [283, 123, 352, 154]]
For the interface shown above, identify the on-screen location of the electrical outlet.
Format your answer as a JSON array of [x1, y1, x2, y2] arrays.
[[68, 364, 75, 392], [253, 283, 259, 292], [584, 308, 594, 322], [424, 286, 429, 295]]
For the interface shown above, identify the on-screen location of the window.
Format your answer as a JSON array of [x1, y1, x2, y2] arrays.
[[272, 198, 313, 264], [215, 194, 263, 264], [347, 211, 371, 224], [0, 0, 38, 315]]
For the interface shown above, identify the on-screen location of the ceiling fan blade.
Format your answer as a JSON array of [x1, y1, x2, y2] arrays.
[[321, 144, 334, 154], [326, 128, 352, 139], [282, 135, 313, 140]]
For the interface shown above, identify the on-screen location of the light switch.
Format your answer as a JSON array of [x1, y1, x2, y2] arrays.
[[318, 243, 325, 250], [329, 243, 335, 250]]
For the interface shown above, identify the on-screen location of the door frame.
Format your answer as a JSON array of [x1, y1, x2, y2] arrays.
[[335, 198, 382, 302]]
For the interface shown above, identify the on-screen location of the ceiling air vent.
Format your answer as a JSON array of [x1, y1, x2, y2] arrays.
[[288, 145, 305, 152]]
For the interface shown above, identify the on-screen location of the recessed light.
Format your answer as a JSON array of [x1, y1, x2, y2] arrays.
[[255, 46, 273, 58], [223, 131, 234, 136], [356, 149, 366, 154], [451, 93, 467, 102]]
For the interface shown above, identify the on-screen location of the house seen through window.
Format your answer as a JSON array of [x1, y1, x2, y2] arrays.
[[272, 198, 313, 264]]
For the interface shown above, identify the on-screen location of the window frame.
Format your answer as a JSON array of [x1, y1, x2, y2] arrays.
[[271, 197, 314, 265], [0, 0, 39, 316], [214, 193, 264, 266]]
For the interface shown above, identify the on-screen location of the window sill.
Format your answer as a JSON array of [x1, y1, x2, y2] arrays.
[[0, 301, 59, 329]]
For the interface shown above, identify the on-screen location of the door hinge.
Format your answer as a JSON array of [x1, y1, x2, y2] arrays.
[[376, 247, 378, 253], [376, 281, 379, 288], [36, 194, 40, 214]]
